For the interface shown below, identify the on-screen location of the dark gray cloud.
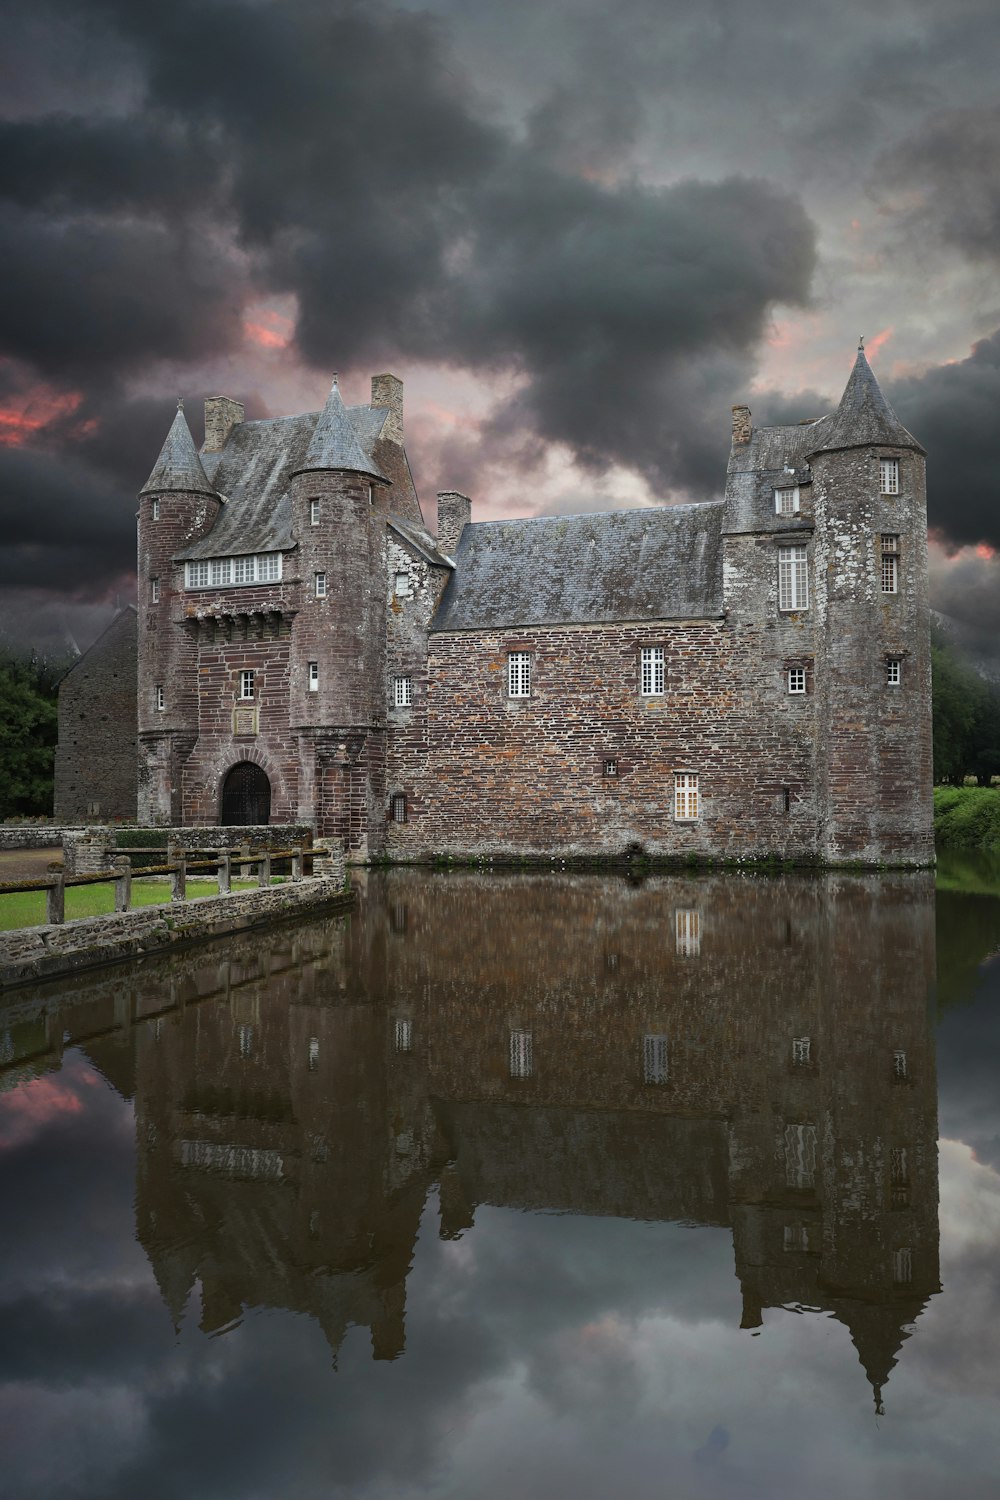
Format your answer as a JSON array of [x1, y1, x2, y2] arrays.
[[871, 105, 1000, 264]]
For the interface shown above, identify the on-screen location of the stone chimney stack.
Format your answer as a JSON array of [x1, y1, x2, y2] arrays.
[[731, 404, 752, 446], [437, 491, 471, 555], [370, 373, 403, 444], [203, 397, 245, 452]]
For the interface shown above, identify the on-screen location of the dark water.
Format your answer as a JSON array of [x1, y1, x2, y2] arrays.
[[2, 869, 999, 1500]]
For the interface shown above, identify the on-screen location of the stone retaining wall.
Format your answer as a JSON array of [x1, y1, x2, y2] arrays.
[[0, 877, 352, 991], [0, 827, 67, 851]]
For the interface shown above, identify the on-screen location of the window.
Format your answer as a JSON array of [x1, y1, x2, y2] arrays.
[[259, 553, 280, 582], [394, 571, 412, 598], [604, 757, 619, 777], [307, 661, 319, 692], [239, 670, 255, 700], [151, 577, 160, 603], [784, 1123, 817, 1189], [675, 909, 701, 956], [185, 554, 282, 588], [509, 1029, 533, 1078], [151, 498, 160, 520], [778, 544, 809, 611], [886, 657, 902, 687], [788, 666, 806, 694], [310, 498, 320, 525], [879, 458, 899, 495], [774, 486, 800, 515], [394, 675, 412, 708], [391, 902, 408, 933], [233, 555, 254, 585], [643, 1034, 669, 1084], [238, 1023, 254, 1059], [508, 651, 531, 698], [890, 1147, 910, 1208], [315, 571, 327, 598], [792, 1036, 811, 1066], [881, 534, 899, 594], [783, 1225, 809, 1252], [892, 1247, 913, 1285], [211, 557, 232, 586], [308, 1036, 320, 1072], [391, 792, 407, 823], [155, 684, 165, 712], [187, 560, 210, 588], [640, 646, 666, 696], [674, 772, 699, 821], [395, 1018, 413, 1053], [893, 1049, 908, 1080]]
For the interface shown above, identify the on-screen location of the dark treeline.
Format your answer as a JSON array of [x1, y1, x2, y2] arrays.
[[0, 649, 69, 819], [931, 626, 1000, 785]]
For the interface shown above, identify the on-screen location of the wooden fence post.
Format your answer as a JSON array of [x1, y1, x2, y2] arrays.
[[291, 845, 303, 882], [114, 859, 132, 914], [46, 873, 65, 925], [257, 852, 271, 889], [171, 854, 186, 902], [218, 852, 232, 895], [239, 841, 251, 878]]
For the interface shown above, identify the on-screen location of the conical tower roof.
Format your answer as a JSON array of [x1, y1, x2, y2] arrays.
[[293, 376, 387, 482], [808, 345, 924, 459], [140, 404, 218, 497]]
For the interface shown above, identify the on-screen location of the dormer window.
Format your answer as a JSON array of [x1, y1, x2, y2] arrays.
[[775, 486, 800, 516], [879, 459, 899, 495]]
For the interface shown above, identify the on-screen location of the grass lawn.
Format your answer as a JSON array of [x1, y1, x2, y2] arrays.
[[0, 879, 260, 931]]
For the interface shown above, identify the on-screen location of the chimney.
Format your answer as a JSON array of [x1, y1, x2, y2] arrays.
[[203, 397, 244, 452], [436, 491, 471, 555], [731, 404, 752, 446], [370, 373, 403, 444]]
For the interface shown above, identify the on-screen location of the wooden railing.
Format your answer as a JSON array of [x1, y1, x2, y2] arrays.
[[0, 844, 312, 925]]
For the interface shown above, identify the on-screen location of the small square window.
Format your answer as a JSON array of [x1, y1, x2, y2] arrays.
[[239, 670, 255, 700], [155, 684, 165, 712], [788, 666, 806, 694], [774, 486, 800, 515], [307, 661, 319, 691], [674, 772, 699, 821], [508, 651, 531, 697], [151, 497, 160, 520], [391, 792, 407, 823], [886, 657, 902, 687], [604, 757, 619, 778], [150, 577, 160, 603], [310, 498, 320, 526], [879, 459, 899, 495], [315, 571, 327, 597], [394, 675, 412, 708], [395, 571, 412, 598], [640, 646, 665, 696]]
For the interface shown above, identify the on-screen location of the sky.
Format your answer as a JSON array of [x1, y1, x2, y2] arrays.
[[1, 0, 999, 654]]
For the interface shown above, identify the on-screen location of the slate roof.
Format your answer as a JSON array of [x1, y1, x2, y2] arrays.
[[809, 347, 924, 458], [141, 407, 217, 499], [293, 377, 387, 482], [388, 514, 454, 569], [431, 504, 724, 632], [723, 417, 828, 535], [178, 395, 422, 560]]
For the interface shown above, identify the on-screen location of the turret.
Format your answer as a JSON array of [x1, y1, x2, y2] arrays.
[[808, 345, 933, 863], [137, 403, 222, 822]]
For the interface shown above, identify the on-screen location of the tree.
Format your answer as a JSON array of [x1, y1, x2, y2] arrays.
[[931, 627, 1000, 783], [0, 650, 66, 818]]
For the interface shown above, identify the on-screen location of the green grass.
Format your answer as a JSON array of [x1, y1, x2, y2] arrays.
[[934, 785, 1000, 850], [0, 879, 259, 931]]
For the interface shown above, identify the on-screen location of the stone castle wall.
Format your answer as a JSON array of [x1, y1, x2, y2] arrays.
[[54, 609, 138, 823]]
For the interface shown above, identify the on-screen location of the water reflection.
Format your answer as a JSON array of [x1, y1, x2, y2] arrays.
[[4, 870, 943, 1418]]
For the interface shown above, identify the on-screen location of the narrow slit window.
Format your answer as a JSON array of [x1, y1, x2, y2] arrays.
[[308, 1036, 320, 1072], [150, 577, 160, 602], [778, 545, 809, 611], [893, 1049, 908, 1080], [315, 571, 327, 597], [154, 684, 165, 712], [674, 772, 699, 821], [391, 792, 407, 823], [307, 661, 319, 692], [394, 675, 412, 708], [508, 651, 531, 698], [394, 1018, 413, 1053], [509, 1029, 533, 1079], [881, 534, 899, 594], [310, 498, 320, 525], [151, 497, 160, 520], [880, 458, 899, 495], [640, 646, 666, 696]]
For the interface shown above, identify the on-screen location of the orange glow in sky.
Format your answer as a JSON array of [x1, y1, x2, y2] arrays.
[[0, 385, 83, 447]]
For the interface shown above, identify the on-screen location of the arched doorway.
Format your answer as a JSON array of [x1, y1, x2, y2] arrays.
[[221, 762, 271, 826]]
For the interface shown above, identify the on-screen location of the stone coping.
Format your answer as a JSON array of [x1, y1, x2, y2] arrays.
[[0, 879, 353, 991]]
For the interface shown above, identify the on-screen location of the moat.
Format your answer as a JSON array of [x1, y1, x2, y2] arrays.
[[2, 865, 999, 1499]]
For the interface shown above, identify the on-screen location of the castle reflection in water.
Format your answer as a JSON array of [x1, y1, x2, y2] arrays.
[[5, 870, 942, 1410]]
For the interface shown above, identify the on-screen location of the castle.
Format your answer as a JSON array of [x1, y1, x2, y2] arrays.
[[56, 345, 934, 865]]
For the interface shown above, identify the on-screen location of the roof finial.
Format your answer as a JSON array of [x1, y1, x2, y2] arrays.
[[858, 335, 865, 352]]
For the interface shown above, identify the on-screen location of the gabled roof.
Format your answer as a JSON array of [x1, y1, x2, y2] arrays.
[[388, 514, 454, 569], [431, 503, 725, 632], [808, 347, 924, 458], [140, 406, 218, 498], [292, 378, 387, 482]]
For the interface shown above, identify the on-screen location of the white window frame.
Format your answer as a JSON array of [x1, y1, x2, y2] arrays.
[[150, 577, 160, 603], [239, 670, 255, 701], [310, 497, 320, 526], [778, 544, 809, 612], [881, 534, 899, 594], [185, 553, 282, 589], [315, 571, 327, 598], [886, 657, 902, 687], [151, 498, 160, 520], [643, 1034, 669, 1085], [675, 908, 701, 956], [879, 458, 899, 495], [774, 486, 800, 516], [393, 675, 412, 708], [307, 661, 319, 692], [258, 553, 280, 583], [394, 571, 412, 598], [155, 684, 165, 712], [674, 773, 699, 822], [788, 666, 806, 695], [210, 557, 232, 586], [187, 560, 210, 588], [508, 651, 531, 698], [509, 1029, 533, 1079], [640, 646, 666, 697], [604, 757, 619, 778]]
